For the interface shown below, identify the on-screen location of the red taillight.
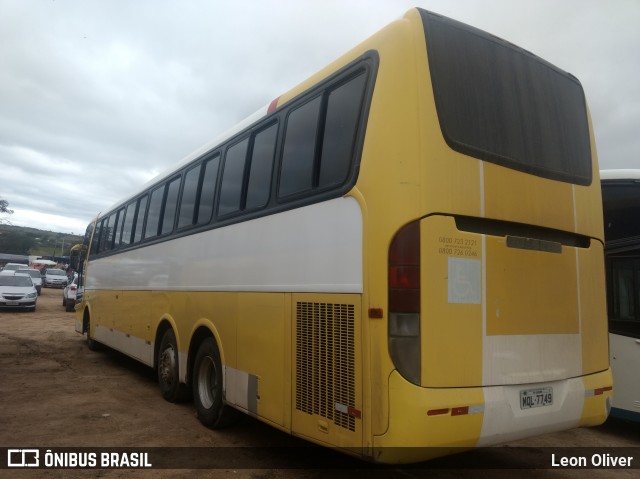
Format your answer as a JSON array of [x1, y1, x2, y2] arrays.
[[389, 222, 420, 313], [388, 221, 421, 385]]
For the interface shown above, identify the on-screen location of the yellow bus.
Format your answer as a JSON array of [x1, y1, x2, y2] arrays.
[[601, 170, 640, 423], [75, 8, 612, 463]]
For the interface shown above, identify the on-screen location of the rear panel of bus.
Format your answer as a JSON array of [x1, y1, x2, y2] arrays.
[[356, 9, 611, 461]]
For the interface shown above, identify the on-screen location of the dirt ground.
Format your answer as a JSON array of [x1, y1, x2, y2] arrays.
[[0, 288, 639, 479]]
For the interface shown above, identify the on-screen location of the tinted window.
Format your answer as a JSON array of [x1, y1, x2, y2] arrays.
[[84, 223, 94, 248], [602, 183, 640, 243], [161, 177, 180, 235], [121, 202, 136, 246], [114, 208, 125, 248], [246, 124, 277, 210], [198, 156, 219, 224], [319, 73, 367, 188], [608, 257, 640, 339], [178, 164, 201, 229], [219, 139, 249, 216], [105, 214, 117, 251], [279, 96, 322, 197], [98, 217, 110, 253], [91, 222, 102, 255], [421, 10, 591, 185], [133, 195, 148, 243], [145, 186, 164, 239]]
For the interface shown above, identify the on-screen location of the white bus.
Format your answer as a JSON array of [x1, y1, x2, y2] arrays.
[[601, 169, 640, 422]]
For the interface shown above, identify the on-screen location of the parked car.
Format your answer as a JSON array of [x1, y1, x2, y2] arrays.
[[1, 262, 28, 272], [62, 273, 78, 312], [17, 268, 43, 295], [0, 272, 38, 311], [44, 269, 68, 288]]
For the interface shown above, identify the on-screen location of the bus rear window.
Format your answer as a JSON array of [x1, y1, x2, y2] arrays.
[[421, 10, 592, 185]]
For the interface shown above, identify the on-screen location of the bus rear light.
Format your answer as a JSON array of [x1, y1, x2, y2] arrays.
[[388, 221, 421, 385], [389, 265, 420, 289]]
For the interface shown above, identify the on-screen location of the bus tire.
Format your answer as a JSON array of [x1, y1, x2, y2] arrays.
[[157, 329, 188, 403], [193, 337, 240, 429], [85, 313, 100, 351]]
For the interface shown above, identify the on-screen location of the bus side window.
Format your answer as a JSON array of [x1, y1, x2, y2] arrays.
[[219, 139, 250, 216], [197, 155, 220, 224], [319, 72, 367, 188], [145, 185, 165, 239], [178, 163, 201, 229], [91, 221, 102, 255], [121, 201, 136, 246], [113, 207, 125, 249], [246, 123, 277, 210], [133, 194, 148, 244], [161, 177, 181, 235], [611, 258, 637, 321], [99, 216, 113, 253], [105, 214, 117, 251], [279, 96, 322, 198]]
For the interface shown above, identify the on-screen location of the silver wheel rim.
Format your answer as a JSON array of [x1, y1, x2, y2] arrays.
[[197, 356, 217, 409]]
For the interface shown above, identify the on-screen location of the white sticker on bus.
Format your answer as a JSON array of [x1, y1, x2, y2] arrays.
[[448, 257, 481, 304]]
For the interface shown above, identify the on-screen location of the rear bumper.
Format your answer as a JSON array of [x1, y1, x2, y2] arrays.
[[371, 368, 612, 463]]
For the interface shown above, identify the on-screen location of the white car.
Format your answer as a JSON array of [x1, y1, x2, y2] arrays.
[[44, 268, 68, 288], [1, 262, 28, 272], [63, 274, 78, 312], [0, 272, 38, 311], [17, 268, 43, 295]]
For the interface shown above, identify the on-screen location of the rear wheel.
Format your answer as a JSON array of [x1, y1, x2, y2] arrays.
[[65, 297, 75, 312], [85, 312, 99, 351], [192, 337, 240, 428], [157, 329, 188, 402]]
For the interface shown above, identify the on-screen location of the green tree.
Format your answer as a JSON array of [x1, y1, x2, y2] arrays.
[[0, 198, 13, 225], [0, 230, 34, 254]]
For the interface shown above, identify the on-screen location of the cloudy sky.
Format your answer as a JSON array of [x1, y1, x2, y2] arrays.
[[1, 0, 639, 234]]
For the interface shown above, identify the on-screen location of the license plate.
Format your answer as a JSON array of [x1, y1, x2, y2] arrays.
[[520, 387, 553, 409], [6, 301, 19, 306]]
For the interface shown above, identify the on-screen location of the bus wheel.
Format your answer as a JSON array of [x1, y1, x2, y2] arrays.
[[85, 313, 99, 351], [193, 337, 240, 429], [158, 329, 188, 402]]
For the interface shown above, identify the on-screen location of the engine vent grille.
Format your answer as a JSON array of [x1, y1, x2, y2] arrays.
[[295, 302, 356, 431]]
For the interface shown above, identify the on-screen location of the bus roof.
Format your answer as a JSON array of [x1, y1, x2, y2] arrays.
[[601, 169, 640, 181]]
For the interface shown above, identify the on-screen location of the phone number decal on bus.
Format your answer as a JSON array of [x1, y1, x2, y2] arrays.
[[438, 236, 479, 257], [520, 387, 553, 409]]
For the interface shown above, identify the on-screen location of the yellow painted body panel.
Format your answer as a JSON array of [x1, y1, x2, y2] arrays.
[[374, 371, 484, 463], [580, 369, 614, 426], [485, 238, 579, 336], [85, 289, 290, 430], [421, 216, 483, 387], [237, 293, 290, 426]]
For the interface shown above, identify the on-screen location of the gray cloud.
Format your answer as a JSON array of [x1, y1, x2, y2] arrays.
[[1, 0, 638, 233]]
